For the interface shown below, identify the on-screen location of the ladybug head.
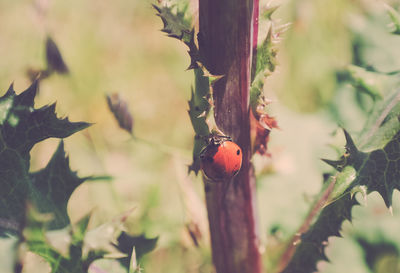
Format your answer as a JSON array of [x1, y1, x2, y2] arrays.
[[206, 133, 232, 146]]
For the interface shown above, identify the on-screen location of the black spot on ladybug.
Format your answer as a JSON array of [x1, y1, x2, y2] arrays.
[[236, 149, 240, 155]]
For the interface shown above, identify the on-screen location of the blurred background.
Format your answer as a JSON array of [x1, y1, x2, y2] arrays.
[[1, 0, 400, 272]]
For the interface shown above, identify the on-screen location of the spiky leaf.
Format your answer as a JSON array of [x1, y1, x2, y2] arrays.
[[0, 81, 89, 235], [346, 65, 388, 100], [24, 206, 100, 273], [29, 141, 90, 229], [188, 69, 211, 174], [113, 232, 158, 269], [281, 91, 399, 272], [355, 236, 400, 273], [153, 4, 199, 69], [350, 130, 400, 208], [253, 27, 278, 81], [282, 194, 359, 273], [153, 4, 191, 41], [339, 88, 400, 208]]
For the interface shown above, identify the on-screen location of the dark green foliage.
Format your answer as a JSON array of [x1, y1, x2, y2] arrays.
[[356, 236, 400, 273], [153, 4, 199, 69], [24, 208, 103, 273], [153, 4, 191, 41], [353, 130, 400, 207], [282, 194, 359, 273], [114, 232, 158, 269], [188, 69, 211, 174], [385, 4, 400, 35], [280, 8, 400, 270], [253, 27, 278, 81], [29, 141, 89, 229], [153, 4, 214, 173], [0, 80, 157, 272], [0, 81, 89, 236], [282, 101, 400, 272]]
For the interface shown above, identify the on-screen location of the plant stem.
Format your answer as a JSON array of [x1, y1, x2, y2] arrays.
[[199, 0, 262, 272]]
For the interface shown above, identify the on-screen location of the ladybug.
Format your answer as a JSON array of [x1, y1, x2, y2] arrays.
[[200, 135, 243, 181]]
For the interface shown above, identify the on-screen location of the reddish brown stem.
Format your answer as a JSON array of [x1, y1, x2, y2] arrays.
[[251, 0, 260, 82], [199, 0, 262, 272]]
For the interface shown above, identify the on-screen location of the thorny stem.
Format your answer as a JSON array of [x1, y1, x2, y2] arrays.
[[199, 0, 262, 272]]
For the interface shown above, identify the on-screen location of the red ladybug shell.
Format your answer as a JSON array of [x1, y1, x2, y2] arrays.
[[200, 140, 242, 181]]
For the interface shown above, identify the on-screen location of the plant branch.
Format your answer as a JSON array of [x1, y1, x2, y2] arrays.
[[198, 0, 262, 272]]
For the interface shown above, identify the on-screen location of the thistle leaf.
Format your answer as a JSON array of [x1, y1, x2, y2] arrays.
[[153, 4, 191, 41], [281, 194, 359, 273], [0, 81, 89, 235], [153, 4, 199, 69], [29, 141, 90, 230], [355, 236, 400, 273], [24, 206, 101, 273], [282, 89, 400, 272], [113, 232, 158, 270]]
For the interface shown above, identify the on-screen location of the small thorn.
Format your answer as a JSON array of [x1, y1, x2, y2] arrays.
[[321, 158, 343, 170], [343, 129, 359, 155], [197, 111, 207, 118]]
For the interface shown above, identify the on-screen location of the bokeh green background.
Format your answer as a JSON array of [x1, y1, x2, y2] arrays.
[[1, 0, 400, 272]]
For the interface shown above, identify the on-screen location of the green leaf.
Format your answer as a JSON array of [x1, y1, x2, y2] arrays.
[[334, 88, 400, 208], [153, 3, 199, 69], [24, 206, 97, 273], [346, 65, 388, 100], [71, 213, 91, 245], [113, 232, 158, 269], [325, 166, 357, 205], [250, 70, 269, 115], [153, 3, 191, 41], [350, 129, 400, 208], [358, 89, 400, 151], [0, 81, 89, 235], [253, 27, 277, 80], [188, 69, 211, 174], [1, 81, 89, 155], [355, 236, 400, 273], [30, 141, 89, 230], [282, 194, 359, 273], [261, 4, 280, 20], [282, 93, 399, 271], [326, 107, 400, 208], [384, 3, 400, 35]]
